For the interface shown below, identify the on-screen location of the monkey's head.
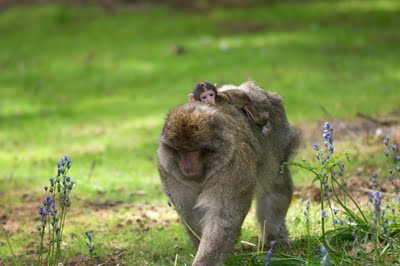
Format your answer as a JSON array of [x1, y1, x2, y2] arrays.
[[188, 82, 218, 104], [160, 104, 226, 181]]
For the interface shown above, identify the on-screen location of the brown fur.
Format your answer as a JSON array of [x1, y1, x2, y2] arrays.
[[162, 105, 219, 150], [157, 82, 299, 266]]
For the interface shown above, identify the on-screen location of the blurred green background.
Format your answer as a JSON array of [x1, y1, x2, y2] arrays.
[[0, 0, 399, 264]]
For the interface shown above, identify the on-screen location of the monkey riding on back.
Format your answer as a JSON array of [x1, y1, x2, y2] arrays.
[[189, 82, 270, 134]]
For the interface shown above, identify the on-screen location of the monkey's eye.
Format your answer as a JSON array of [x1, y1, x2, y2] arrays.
[[202, 96, 207, 100], [209, 93, 214, 97]]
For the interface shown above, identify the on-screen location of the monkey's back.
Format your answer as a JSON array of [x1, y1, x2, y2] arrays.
[[220, 81, 300, 164], [217, 89, 251, 109]]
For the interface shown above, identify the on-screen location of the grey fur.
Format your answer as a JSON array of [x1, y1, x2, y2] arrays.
[[157, 82, 299, 265]]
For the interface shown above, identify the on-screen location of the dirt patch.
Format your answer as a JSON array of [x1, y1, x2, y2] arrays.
[[0, 189, 44, 234], [43, 253, 125, 266], [116, 203, 178, 231], [296, 110, 400, 146], [293, 185, 321, 202], [85, 199, 127, 209], [294, 174, 399, 207]]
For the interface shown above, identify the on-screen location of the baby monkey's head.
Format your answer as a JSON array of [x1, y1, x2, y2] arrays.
[[189, 82, 218, 104]]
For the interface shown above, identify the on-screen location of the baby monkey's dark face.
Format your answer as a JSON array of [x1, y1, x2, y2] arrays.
[[192, 82, 218, 104]]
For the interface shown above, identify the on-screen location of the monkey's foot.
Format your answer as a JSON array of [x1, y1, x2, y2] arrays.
[[262, 124, 271, 135]]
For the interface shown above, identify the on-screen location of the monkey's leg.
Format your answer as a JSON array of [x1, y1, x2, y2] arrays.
[[262, 121, 271, 135], [256, 167, 293, 246]]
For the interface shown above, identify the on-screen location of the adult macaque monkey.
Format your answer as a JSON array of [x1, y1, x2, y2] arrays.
[[157, 82, 299, 266]]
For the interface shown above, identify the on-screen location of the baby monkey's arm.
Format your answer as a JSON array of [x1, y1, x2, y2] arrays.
[[220, 90, 269, 127]]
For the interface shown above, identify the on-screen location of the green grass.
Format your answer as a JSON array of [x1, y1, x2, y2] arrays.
[[0, 1, 399, 264]]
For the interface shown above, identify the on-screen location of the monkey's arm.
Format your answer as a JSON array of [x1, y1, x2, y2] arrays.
[[220, 90, 269, 127], [244, 104, 269, 127], [218, 89, 250, 108], [192, 210, 244, 266]]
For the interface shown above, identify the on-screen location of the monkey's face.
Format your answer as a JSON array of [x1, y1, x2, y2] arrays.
[[199, 90, 216, 104], [160, 104, 223, 181], [177, 150, 203, 180]]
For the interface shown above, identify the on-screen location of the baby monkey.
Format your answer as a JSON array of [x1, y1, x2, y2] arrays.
[[189, 82, 270, 134]]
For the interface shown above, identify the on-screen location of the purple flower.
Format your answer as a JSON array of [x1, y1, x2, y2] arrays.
[[323, 122, 332, 131], [44, 195, 53, 205], [320, 246, 327, 256], [383, 218, 389, 235], [321, 209, 326, 218], [57, 156, 71, 176], [265, 250, 272, 265], [38, 207, 45, 217], [303, 200, 310, 222], [392, 145, 397, 151], [384, 136, 390, 146], [323, 131, 333, 144], [312, 144, 319, 151], [371, 172, 378, 188], [333, 219, 344, 226], [265, 241, 276, 266], [388, 177, 396, 187], [372, 191, 382, 220], [321, 246, 330, 266], [67, 181, 75, 190], [277, 220, 286, 238], [384, 150, 389, 157], [85, 231, 92, 242]]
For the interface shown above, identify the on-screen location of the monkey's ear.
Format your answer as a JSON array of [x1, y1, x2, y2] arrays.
[[214, 83, 220, 91], [188, 93, 195, 102]]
